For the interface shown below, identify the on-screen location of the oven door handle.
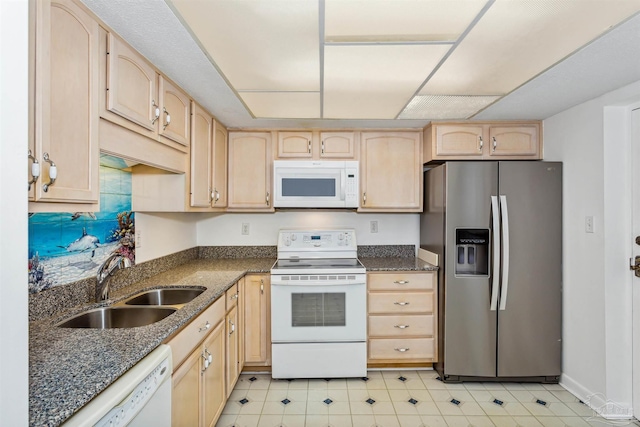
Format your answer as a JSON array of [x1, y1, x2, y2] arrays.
[[271, 281, 366, 287]]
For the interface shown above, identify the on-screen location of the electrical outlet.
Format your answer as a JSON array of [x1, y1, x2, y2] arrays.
[[135, 229, 142, 248], [585, 216, 594, 233], [370, 220, 378, 233], [241, 223, 250, 235]]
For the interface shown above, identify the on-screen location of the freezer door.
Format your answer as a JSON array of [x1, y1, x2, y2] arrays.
[[443, 162, 498, 378], [497, 162, 562, 378]]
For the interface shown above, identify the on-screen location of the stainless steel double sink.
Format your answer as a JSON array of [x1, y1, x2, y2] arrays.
[[56, 287, 205, 329]]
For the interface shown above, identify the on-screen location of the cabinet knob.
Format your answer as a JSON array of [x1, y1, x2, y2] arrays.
[[394, 324, 410, 329], [393, 301, 410, 306], [394, 348, 410, 352], [199, 320, 211, 332], [393, 280, 409, 285]]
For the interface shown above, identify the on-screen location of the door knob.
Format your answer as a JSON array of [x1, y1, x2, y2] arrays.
[[635, 236, 640, 246], [630, 256, 640, 277]]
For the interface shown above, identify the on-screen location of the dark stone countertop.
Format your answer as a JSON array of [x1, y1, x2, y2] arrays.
[[29, 255, 437, 426], [359, 256, 438, 272], [29, 258, 274, 427]]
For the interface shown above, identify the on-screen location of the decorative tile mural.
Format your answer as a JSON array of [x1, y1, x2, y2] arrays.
[[28, 156, 135, 293]]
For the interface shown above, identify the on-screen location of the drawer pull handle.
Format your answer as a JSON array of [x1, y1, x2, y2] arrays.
[[230, 293, 238, 300], [394, 302, 410, 306], [394, 348, 410, 352], [394, 324, 410, 329], [394, 280, 409, 285], [199, 321, 211, 332]]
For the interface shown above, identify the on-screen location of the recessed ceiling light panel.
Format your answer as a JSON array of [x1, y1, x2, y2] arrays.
[[398, 95, 501, 119]]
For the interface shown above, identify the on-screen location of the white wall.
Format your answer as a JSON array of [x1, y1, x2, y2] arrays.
[[196, 212, 420, 249], [544, 79, 640, 416], [0, 0, 29, 424], [134, 213, 198, 263]]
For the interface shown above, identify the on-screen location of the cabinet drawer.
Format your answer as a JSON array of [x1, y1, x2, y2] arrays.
[[369, 338, 434, 360], [368, 273, 434, 291], [368, 315, 433, 337], [165, 296, 225, 370], [368, 292, 433, 314], [226, 282, 239, 310]]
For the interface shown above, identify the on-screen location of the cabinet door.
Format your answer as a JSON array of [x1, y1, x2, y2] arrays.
[[433, 125, 485, 157], [33, 0, 99, 203], [190, 102, 212, 208], [159, 76, 190, 146], [226, 305, 239, 396], [320, 132, 355, 158], [360, 132, 422, 211], [277, 131, 312, 158], [244, 275, 271, 365], [488, 125, 540, 158], [238, 278, 245, 372], [228, 132, 273, 211], [106, 33, 158, 133], [202, 321, 225, 427], [211, 120, 228, 208], [172, 347, 201, 427]]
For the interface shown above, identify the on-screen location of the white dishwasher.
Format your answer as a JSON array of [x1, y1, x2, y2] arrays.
[[62, 344, 172, 427]]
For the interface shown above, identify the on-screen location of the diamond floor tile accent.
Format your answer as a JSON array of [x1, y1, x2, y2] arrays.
[[361, 377, 369, 382], [323, 398, 333, 405], [450, 398, 461, 405], [239, 398, 249, 405], [248, 376, 257, 382], [493, 398, 504, 406], [281, 398, 290, 405], [398, 376, 407, 382], [536, 399, 548, 406], [366, 398, 376, 405], [408, 398, 418, 405]]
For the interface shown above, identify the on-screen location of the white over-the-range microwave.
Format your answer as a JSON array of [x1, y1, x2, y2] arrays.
[[273, 160, 359, 208]]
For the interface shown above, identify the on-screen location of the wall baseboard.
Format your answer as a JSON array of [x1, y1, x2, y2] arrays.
[[561, 373, 634, 420]]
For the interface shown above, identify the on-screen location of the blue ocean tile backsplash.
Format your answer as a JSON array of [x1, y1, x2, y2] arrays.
[[28, 159, 135, 293]]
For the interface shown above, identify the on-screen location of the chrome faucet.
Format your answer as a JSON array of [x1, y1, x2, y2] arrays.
[[96, 253, 131, 301]]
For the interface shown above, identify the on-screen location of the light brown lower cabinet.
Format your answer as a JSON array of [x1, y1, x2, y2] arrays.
[[243, 274, 271, 367], [367, 271, 438, 365], [225, 283, 241, 395]]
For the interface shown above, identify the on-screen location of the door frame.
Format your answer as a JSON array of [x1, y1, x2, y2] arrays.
[[632, 104, 640, 419]]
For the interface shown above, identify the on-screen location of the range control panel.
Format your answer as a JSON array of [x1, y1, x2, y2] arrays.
[[278, 229, 357, 254]]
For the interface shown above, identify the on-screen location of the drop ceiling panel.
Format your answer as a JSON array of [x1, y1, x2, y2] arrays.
[[420, 0, 640, 96], [324, 0, 488, 42], [399, 95, 501, 119], [169, 0, 319, 91], [239, 92, 321, 119], [324, 44, 450, 119]]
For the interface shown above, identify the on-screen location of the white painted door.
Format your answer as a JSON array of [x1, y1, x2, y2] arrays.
[[632, 106, 640, 419]]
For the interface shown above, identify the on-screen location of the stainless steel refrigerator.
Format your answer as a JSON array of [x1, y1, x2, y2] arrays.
[[421, 161, 562, 383]]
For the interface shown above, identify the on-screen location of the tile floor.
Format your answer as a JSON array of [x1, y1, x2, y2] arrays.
[[216, 370, 640, 427]]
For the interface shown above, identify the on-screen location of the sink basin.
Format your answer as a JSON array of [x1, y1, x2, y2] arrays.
[[57, 307, 176, 329], [124, 287, 204, 306]]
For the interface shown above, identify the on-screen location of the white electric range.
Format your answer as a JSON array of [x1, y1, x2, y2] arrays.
[[270, 229, 367, 379]]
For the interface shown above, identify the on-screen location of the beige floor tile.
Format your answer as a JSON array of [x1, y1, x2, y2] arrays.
[[326, 390, 350, 402], [466, 415, 496, 426], [419, 415, 448, 427], [521, 402, 554, 417], [415, 401, 441, 416], [371, 401, 397, 415], [327, 379, 348, 389], [385, 379, 411, 390], [309, 389, 334, 402], [443, 416, 471, 427], [565, 402, 595, 417], [232, 414, 262, 427], [478, 402, 510, 417], [469, 390, 518, 404], [546, 402, 577, 417], [520, 384, 547, 391], [261, 401, 286, 415], [231, 388, 250, 401], [348, 379, 370, 390], [307, 401, 330, 415], [281, 415, 306, 427], [367, 379, 391, 390], [502, 402, 531, 417], [269, 380, 290, 390], [509, 390, 536, 403], [350, 401, 375, 415], [435, 401, 464, 416], [349, 389, 373, 402], [288, 379, 309, 390], [367, 371, 385, 379], [489, 416, 543, 427], [216, 414, 238, 427], [543, 384, 567, 391], [368, 389, 393, 402], [487, 416, 519, 427], [549, 390, 580, 403], [257, 414, 283, 427], [351, 414, 376, 427], [465, 383, 488, 391], [246, 389, 269, 402], [393, 401, 419, 416], [328, 415, 353, 427], [375, 414, 402, 427], [429, 390, 456, 402], [309, 379, 331, 389], [528, 390, 561, 403], [327, 401, 351, 415], [304, 415, 329, 427], [396, 415, 425, 427], [283, 401, 307, 416], [538, 416, 592, 427], [421, 378, 449, 390], [240, 401, 267, 415], [222, 400, 243, 415], [459, 402, 487, 416], [285, 390, 309, 403]]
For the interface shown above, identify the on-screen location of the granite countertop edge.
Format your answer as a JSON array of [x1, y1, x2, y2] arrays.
[[29, 256, 436, 427]]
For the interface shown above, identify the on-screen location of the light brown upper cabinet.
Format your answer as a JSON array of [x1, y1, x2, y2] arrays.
[[102, 33, 189, 153], [228, 132, 274, 212], [359, 132, 422, 212], [190, 102, 213, 208], [275, 131, 356, 160], [30, 0, 100, 210], [423, 122, 541, 163], [211, 121, 228, 209]]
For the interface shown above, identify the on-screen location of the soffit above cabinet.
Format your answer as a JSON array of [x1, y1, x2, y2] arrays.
[[83, 0, 640, 127]]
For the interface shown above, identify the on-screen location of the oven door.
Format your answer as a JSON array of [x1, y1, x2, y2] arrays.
[[271, 280, 366, 343]]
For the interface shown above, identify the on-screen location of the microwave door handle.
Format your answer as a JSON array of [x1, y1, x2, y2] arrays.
[[340, 169, 346, 200]]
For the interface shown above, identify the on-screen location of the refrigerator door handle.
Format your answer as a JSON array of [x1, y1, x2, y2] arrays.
[[490, 196, 500, 311], [499, 195, 510, 311]]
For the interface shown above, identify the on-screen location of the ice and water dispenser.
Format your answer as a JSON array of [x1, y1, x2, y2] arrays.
[[455, 229, 489, 276]]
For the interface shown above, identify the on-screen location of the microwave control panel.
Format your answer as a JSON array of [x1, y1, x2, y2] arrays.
[[344, 163, 358, 207]]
